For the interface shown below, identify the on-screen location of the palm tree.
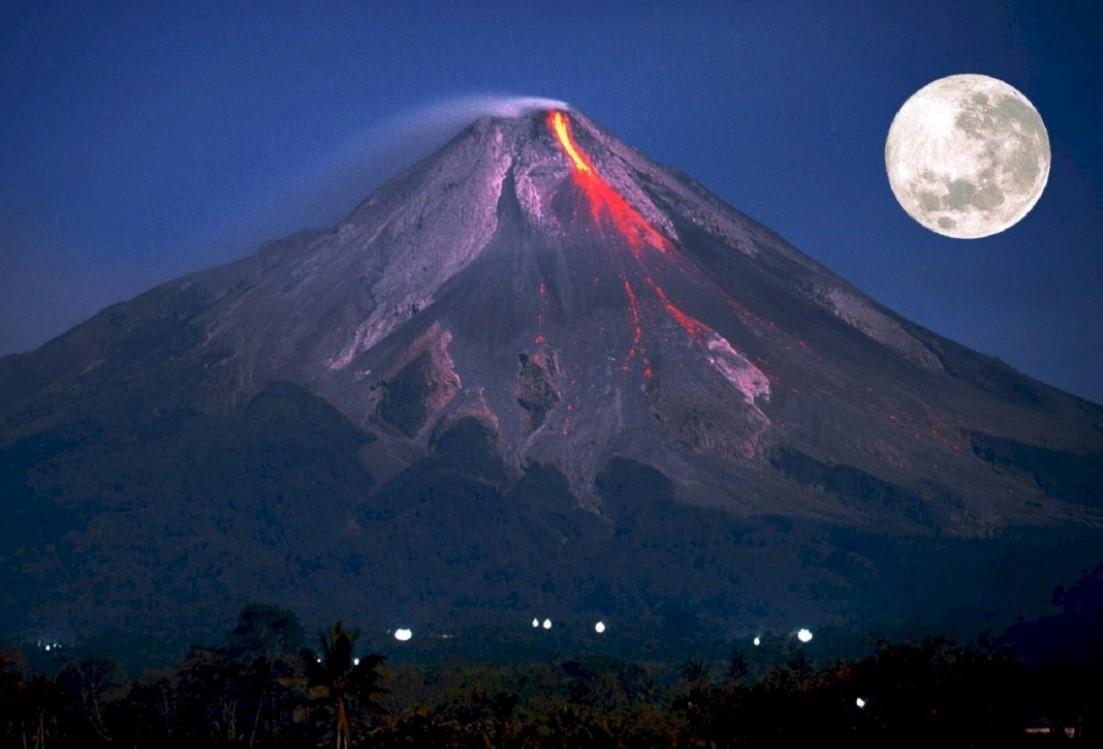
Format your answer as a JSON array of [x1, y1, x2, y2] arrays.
[[304, 622, 386, 749]]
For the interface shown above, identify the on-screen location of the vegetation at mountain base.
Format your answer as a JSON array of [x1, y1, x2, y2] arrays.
[[2, 575, 1100, 749]]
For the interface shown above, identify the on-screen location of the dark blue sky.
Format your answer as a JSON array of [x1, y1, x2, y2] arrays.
[[2, 1, 1101, 401]]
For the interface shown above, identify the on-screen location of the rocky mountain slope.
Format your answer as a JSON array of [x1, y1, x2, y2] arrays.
[[2, 106, 1101, 647]]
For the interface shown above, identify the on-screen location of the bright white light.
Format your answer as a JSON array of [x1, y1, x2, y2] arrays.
[[316, 657, 322, 663], [797, 628, 813, 643], [44, 645, 51, 652], [856, 697, 866, 709], [353, 657, 360, 666], [594, 621, 606, 634], [753, 636, 761, 647], [532, 618, 540, 628], [394, 628, 413, 642], [542, 618, 552, 630]]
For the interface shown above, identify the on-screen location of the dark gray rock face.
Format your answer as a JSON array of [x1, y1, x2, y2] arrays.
[[1, 108, 1100, 647]]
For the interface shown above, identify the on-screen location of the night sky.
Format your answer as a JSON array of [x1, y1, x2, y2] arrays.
[[2, 1, 1101, 402]]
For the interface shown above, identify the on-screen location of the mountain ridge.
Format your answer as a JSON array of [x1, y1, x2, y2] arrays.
[[1, 105, 1100, 645]]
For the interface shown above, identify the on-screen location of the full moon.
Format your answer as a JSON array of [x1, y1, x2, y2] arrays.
[[885, 74, 1050, 238]]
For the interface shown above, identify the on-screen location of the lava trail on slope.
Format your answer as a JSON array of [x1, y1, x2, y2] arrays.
[[547, 110, 770, 405]]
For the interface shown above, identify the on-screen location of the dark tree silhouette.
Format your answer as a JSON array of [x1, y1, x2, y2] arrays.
[[226, 604, 306, 747], [304, 622, 386, 749], [0, 602, 1098, 747], [56, 657, 125, 745], [227, 603, 306, 659], [14, 673, 67, 749]]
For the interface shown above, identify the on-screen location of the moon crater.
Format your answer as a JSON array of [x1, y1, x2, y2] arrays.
[[885, 74, 1050, 238]]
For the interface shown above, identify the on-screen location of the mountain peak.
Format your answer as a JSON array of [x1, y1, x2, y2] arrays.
[[3, 99, 1101, 643], [38, 104, 1092, 518], [8, 104, 1100, 522]]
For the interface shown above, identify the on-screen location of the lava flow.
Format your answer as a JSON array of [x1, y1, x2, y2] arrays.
[[547, 109, 769, 404], [548, 111, 670, 254], [546, 109, 706, 346], [621, 277, 652, 379]]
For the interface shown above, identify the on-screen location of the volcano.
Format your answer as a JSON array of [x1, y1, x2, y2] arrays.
[[2, 106, 1101, 649]]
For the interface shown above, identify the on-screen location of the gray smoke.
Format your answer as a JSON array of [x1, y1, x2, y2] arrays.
[[223, 94, 569, 251]]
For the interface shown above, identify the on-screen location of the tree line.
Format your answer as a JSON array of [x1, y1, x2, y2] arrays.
[[1, 602, 1099, 748]]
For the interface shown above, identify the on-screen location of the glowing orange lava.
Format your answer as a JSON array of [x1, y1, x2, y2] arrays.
[[542, 110, 763, 392], [646, 278, 708, 343], [622, 278, 652, 378], [547, 111, 670, 254], [549, 111, 593, 173]]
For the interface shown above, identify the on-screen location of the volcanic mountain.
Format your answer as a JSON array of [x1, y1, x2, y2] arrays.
[[2, 106, 1101, 649]]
